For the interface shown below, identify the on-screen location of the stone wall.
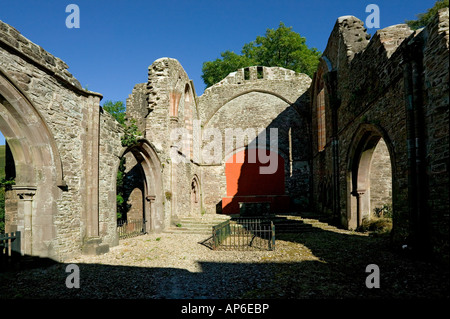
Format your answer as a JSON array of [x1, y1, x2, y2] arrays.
[[125, 58, 202, 226], [197, 66, 311, 214], [311, 8, 449, 256], [125, 62, 312, 219], [422, 8, 449, 254], [369, 138, 392, 216], [126, 83, 148, 134], [98, 109, 124, 247], [0, 19, 122, 261]]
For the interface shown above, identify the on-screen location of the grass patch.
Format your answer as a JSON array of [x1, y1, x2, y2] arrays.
[[357, 217, 392, 234]]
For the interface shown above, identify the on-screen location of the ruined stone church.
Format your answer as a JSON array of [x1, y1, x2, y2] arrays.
[[0, 8, 448, 261]]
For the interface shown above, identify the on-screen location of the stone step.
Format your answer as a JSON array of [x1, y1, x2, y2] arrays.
[[175, 215, 231, 221], [172, 216, 231, 226], [164, 214, 232, 235], [164, 229, 213, 235], [164, 226, 214, 235], [170, 224, 223, 232], [164, 215, 322, 235], [174, 220, 226, 225]]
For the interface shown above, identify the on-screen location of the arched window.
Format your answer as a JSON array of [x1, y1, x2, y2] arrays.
[[191, 177, 199, 204], [184, 84, 193, 158], [190, 175, 201, 215], [317, 88, 326, 152], [169, 91, 181, 117]]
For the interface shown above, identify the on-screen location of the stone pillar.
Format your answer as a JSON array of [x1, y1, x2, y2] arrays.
[[81, 95, 109, 255], [249, 66, 258, 81], [145, 195, 156, 233], [85, 95, 101, 238], [15, 187, 36, 256], [352, 189, 366, 228]]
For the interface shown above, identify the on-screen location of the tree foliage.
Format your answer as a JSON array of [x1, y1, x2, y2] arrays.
[[120, 119, 142, 148], [116, 157, 129, 220], [405, 0, 449, 30], [102, 100, 126, 125], [201, 51, 254, 89], [201, 22, 321, 88], [102, 100, 142, 147]]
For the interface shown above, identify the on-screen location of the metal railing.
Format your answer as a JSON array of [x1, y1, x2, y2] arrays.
[[1, 231, 21, 269], [117, 219, 145, 239], [212, 218, 275, 251]]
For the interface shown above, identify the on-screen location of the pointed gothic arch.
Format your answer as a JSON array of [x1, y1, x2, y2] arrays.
[[118, 139, 164, 233], [346, 124, 395, 230], [0, 67, 65, 258]]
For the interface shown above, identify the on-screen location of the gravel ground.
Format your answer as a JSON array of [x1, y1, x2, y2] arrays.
[[1, 231, 293, 299], [1, 217, 449, 299]]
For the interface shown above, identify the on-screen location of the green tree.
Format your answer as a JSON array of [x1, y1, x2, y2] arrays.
[[102, 100, 142, 147], [201, 22, 321, 88], [102, 100, 126, 125], [406, 0, 449, 30], [116, 157, 128, 220], [242, 22, 321, 77], [201, 51, 254, 89], [120, 119, 142, 148]]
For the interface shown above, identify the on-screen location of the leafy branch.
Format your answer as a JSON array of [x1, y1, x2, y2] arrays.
[[121, 119, 142, 148], [0, 177, 15, 188], [102, 100, 143, 148]]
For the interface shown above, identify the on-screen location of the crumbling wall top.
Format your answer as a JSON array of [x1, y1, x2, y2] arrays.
[[198, 66, 311, 125], [209, 65, 308, 88], [323, 15, 371, 68], [0, 19, 87, 92], [321, 14, 418, 71]]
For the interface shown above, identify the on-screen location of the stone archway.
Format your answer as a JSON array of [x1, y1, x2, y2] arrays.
[[0, 67, 65, 258], [118, 139, 164, 234], [347, 124, 394, 230], [190, 175, 201, 216]]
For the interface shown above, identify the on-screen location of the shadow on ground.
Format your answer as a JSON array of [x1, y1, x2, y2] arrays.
[[1, 215, 449, 299]]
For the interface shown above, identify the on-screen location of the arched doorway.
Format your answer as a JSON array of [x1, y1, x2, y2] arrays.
[[116, 152, 146, 235], [190, 175, 201, 216], [0, 67, 65, 258], [117, 140, 164, 234], [347, 125, 394, 231]]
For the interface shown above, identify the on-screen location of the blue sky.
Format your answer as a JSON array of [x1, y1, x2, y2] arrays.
[[0, 0, 437, 145]]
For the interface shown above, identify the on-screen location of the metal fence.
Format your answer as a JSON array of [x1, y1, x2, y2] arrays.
[[1, 231, 21, 269], [212, 218, 275, 251], [117, 219, 145, 239]]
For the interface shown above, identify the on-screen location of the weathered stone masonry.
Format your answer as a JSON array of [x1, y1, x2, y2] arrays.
[[125, 60, 312, 222], [310, 9, 449, 255], [0, 20, 123, 260], [197, 66, 312, 214], [0, 8, 448, 262]]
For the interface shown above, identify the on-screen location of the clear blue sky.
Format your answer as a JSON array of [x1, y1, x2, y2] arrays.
[[0, 0, 436, 145]]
